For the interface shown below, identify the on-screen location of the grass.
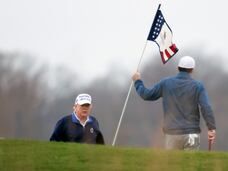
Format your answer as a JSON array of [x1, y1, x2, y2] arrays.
[[0, 139, 228, 171]]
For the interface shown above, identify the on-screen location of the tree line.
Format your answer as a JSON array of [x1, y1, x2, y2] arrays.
[[0, 49, 227, 151]]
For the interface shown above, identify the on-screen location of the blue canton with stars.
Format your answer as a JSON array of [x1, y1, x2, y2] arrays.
[[147, 10, 165, 41]]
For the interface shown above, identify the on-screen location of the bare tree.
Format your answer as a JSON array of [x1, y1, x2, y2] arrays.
[[0, 52, 47, 138]]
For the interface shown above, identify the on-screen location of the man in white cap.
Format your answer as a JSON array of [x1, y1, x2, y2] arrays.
[[132, 56, 216, 150], [50, 93, 105, 144]]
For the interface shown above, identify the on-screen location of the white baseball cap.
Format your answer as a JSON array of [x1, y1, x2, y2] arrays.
[[178, 56, 195, 69], [75, 93, 92, 105]]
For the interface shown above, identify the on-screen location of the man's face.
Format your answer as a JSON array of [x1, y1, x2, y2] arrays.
[[74, 103, 92, 118]]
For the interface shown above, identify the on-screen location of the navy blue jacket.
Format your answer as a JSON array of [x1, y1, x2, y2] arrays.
[[134, 71, 216, 135], [50, 113, 105, 144]]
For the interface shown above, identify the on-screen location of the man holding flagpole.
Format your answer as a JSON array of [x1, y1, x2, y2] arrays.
[[112, 4, 179, 146], [132, 56, 216, 150]]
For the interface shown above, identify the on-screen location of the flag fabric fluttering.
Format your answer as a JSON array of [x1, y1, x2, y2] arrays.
[[147, 4, 178, 64]]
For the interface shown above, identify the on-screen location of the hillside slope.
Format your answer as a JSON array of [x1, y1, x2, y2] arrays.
[[0, 139, 228, 171]]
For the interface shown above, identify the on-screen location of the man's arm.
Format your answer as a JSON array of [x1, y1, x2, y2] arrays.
[[132, 72, 162, 101], [198, 84, 216, 143], [50, 119, 65, 141], [208, 129, 216, 144], [96, 132, 105, 145]]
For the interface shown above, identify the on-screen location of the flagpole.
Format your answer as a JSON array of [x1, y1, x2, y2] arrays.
[[112, 3, 163, 146], [112, 41, 148, 146]]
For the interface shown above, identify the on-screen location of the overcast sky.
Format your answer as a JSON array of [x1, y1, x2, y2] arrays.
[[0, 0, 227, 82]]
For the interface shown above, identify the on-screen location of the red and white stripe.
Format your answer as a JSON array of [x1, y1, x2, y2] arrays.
[[160, 44, 178, 64]]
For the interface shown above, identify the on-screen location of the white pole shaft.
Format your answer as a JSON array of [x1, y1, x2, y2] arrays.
[[136, 41, 148, 71], [112, 81, 133, 146], [112, 41, 148, 146]]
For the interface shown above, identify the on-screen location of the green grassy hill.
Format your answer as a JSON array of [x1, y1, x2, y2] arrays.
[[0, 139, 228, 171]]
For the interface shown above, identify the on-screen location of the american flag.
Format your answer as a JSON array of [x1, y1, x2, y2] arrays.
[[147, 5, 178, 64]]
